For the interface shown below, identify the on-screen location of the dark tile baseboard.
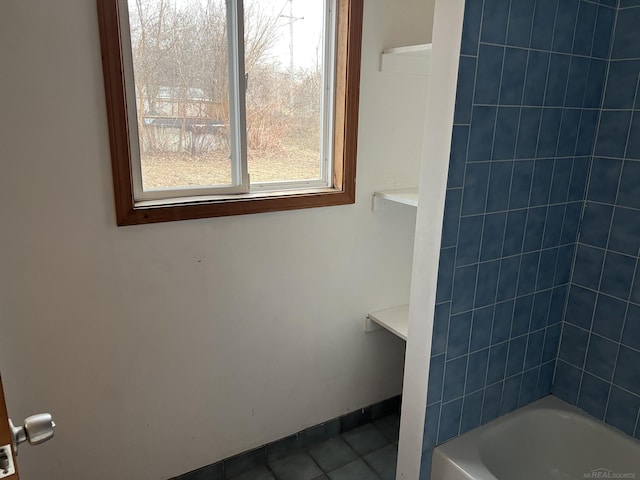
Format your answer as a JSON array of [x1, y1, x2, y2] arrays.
[[173, 395, 401, 480]]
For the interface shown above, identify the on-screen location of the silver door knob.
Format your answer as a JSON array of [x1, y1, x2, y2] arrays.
[[9, 413, 55, 453]]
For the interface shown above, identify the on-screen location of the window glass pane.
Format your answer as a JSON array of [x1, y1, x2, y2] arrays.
[[127, 0, 233, 190], [245, 0, 325, 184]]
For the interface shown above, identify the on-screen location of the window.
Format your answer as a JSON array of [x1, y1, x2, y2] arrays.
[[97, 0, 363, 225]]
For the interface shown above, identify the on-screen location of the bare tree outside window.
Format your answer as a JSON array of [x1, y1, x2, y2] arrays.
[[127, 0, 325, 191]]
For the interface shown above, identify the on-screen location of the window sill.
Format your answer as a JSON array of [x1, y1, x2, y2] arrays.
[[118, 186, 355, 225]]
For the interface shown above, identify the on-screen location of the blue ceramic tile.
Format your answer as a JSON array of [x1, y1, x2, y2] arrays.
[[632, 267, 640, 305], [449, 127, 469, 188], [553, 360, 582, 404], [575, 110, 599, 156], [447, 311, 473, 359], [549, 158, 573, 203], [544, 54, 570, 107], [420, 451, 432, 480], [475, 260, 500, 308], [501, 374, 522, 414], [558, 323, 589, 367], [516, 108, 543, 159], [481, 381, 504, 424], [182, 464, 223, 480], [537, 109, 563, 158], [267, 435, 304, 463], [475, 45, 505, 106], [492, 300, 514, 344], [548, 285, 568, 324], [229, 465, 273, 480], [557, 109, 581, 157], [584, 334, 618, 381], [471, 305, 494, 351], [618, 160, 640, 210], [565, 57, 590, 108], [468, 107, 497, 163], [572, 245, 605, 290], [502, 210, 527, 257], [595, 111, 633, 159], [500, 49, 528, 105], [542, 205, 564, 249], [578, 373, 610, 420], [523, 51, 550, 106], [525, 330, 545, 369], [452, 264, 478, 314], [567, 157, 590, 201], [627, 113, 640, 160], [572, 1, 597, 57], [226, 449, 266, 478], [592, 5, 615, 59], [497, 256, 520, 302], [481, 212, 507, 261], [506, 335, 527, 376], [513, 296, 535, 336], [587, 158, 622, 204], [457, 216, 484, 266], [466, 348, 489, 394], [460, 390, 484, 433], [268, 453, 322, 480], [565, 285, 597, 330], [605, 387, 640, 436], [531, 0, 558, 51], [523, 207, 547, 252], [530, 159, 554, 206], [432, 303, 450, 357], [486, 162, 513, 212], [487, 343, 509, 384], [517, 251, 541, 296], [519, 367, 540, 405], [509, 161, 534, 209], [622, 304, 640, 351], [437, 399, 463, 443], [454, 57, 476, 126], [603, 60, 640, 110], [436, 247, 456, 303], [552, 0, 579, 54], [542, 323, 562, 362], [585, 59, 608, 109], [442, 190, 462, 248], [493, 109, 520, 160], [422, 404, 440, 450], [507, 0, 535, 48], [614, 347, 640, 396], [554, 244, 575, 285], [537, 360, 555, 398], [611, 7, 640, 60], [461, 0, 484, 56], [462, 163, 491, 215], [600, 252, 636, 300], [536, 248, 558, 290], [592, 294, 626, 341], [580, 203, 613, 248], [427, 354, 445, 405], [560, 203, 582, 244], [480, 0, 510, 45], [530, 289, 552, 331], [443, 356, 468, 402], [620, 0, 640, 6]]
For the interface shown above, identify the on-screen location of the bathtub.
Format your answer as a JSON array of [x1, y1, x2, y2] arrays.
[[432, 395, 640, 480]]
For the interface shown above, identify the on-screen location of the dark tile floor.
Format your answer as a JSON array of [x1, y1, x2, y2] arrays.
[[229, 414, 400, 480]]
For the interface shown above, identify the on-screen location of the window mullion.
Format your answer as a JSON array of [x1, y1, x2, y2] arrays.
[[226, 0, 249, 191]]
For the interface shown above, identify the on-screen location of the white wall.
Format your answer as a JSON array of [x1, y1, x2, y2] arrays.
[[0, 1, 432, 479]]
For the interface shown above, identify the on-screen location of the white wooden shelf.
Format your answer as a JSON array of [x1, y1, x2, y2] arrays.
[[373, 188, 419, 209], [366, 305, 409, 341], [380, 43, 432, 75]]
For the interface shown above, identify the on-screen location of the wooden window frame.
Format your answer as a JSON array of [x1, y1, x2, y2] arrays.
[[97, 0, 363, 226]]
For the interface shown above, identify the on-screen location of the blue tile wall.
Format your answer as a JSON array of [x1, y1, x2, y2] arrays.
[[554, 1, 640, 444], [421, 0, 617, 478]]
